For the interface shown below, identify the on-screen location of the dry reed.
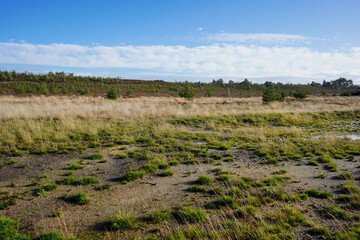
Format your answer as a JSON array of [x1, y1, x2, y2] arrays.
[[0, 95, 359, 120]]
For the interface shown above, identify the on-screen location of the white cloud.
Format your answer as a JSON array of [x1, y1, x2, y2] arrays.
[[197, 27, 203, 31], [0, 42, 359, 83], [204, 33, 308, 44]]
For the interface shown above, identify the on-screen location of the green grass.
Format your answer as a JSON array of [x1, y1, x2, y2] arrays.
[[336, 171, 354, 180], [68, 192, 90, 205], [60, 176, 77, 185], [148, 209, 172, 223], [68, 163, 84, 170], [41, 231, 64, 240], [110, 211, 137, 232], [305, 189, 333, 199], [121, 170, 146, 183], [79, 176, 100, 185], [308, 159, 319, 166], [0, 216, 31, 240], [174, 207, 207, 223], [196, 175, 213, 185], [215, 195, 238, 209], [273, 169, 288, 174], [215, 174, 231, 182], [86, 153, 103, 160], [324, 204, 349, 220], [158, 170, 174, 177]]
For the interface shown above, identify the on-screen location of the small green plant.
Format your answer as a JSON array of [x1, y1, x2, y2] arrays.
[[196, 175, 213, 185], [55, 210, 63, 217], [68, 192, 90, 205], [318, 171, 327, 179], [19, 164, 30, 168], [110, 211, 137, 232]]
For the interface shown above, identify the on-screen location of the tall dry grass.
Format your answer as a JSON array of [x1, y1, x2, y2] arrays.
[[0, 95, 359, 119]]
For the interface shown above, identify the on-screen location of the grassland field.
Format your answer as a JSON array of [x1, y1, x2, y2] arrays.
[[0, 95, 360, 240]]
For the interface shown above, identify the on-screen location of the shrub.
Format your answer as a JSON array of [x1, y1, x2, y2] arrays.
[[196, 175, 213, 185], [107, 87, 118, 100], [68, 192, 90, 205], [41, 231, 64, 240], [110, 211, 137, 232], [292, 90, 308, 100]]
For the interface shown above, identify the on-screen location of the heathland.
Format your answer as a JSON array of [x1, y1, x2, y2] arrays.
[[0, 73, 360, 240]]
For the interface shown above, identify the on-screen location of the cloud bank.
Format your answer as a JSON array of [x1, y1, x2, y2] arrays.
[[203, 33, 309, 44], [0, 42, 359, 83]]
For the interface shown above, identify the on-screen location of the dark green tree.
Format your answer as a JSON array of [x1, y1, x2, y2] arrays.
[[107, 87, 117, 99], [178, 82, 195, 100], [262, 82, 283, 103]]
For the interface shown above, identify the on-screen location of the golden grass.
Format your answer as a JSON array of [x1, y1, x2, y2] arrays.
[[0, 95, 359, 119]]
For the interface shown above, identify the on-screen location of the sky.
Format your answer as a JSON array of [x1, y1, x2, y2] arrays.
[[0, 0, 360, 84]]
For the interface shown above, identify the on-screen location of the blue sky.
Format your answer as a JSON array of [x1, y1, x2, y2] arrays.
[[0, 0, 360, 83]]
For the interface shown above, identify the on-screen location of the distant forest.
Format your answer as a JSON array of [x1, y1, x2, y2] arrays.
[[0, 70, 358, 98]]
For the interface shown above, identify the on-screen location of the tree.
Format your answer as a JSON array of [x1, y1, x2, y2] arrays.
[[107, 87, 117, 100], [262, 82, 283, 103], [178, 82, 195, 100]]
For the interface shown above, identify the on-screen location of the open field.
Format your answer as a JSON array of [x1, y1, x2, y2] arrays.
[[1, 96, 360, 240]]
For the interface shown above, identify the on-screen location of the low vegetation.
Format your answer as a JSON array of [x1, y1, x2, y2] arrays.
[[0, 94, 359, 239]]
